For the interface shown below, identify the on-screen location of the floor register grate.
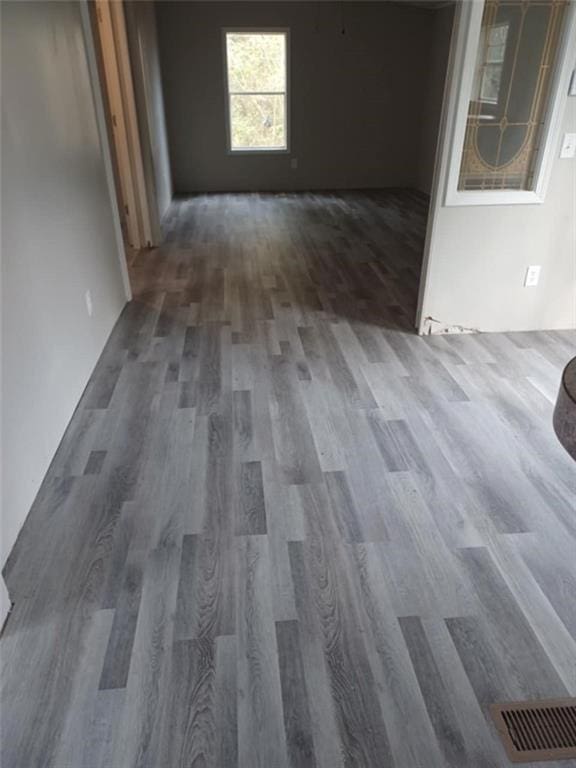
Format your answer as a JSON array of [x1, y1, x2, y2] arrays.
[[491, 698, 576, 763]]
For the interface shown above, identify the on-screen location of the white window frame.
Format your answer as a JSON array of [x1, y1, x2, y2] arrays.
[[443, 0, 576, 207], [222, 28, 290, 155]]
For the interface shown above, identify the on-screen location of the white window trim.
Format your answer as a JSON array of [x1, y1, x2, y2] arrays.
[[444, 0, 576, 207], [222, 27, 290, 155]]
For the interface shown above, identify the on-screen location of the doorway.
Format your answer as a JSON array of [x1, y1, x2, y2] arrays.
[[91, 0, 155, 253]]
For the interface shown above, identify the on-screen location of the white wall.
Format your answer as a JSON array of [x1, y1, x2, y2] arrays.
[[418, 16, 576, 334], [1, 0, 128, 616]]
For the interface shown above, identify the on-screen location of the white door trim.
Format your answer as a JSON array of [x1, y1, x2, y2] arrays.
[[80, 0, 132, 300]]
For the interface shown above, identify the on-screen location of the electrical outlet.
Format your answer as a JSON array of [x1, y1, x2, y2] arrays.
[[524, 265, 541, 287], [290, 157, 298, 170], [560, 133, 576, 159], [85, 289, 93, 317]]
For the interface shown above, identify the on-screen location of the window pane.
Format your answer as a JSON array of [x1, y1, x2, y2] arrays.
[[226, 33, 285, 93], [488, 23, 508, 46], [479, 63, 504, 103], [486, 41, 507, 63], [230, 94, 286, 149], [458, 0, 567, 191]]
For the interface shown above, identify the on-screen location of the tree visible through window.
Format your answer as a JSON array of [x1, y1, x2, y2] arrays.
[[224, 31, 288, 151]]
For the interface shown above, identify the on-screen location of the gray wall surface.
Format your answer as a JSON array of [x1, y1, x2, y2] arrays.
[[1, 0, 128, 605], [417, 4, 454, 196], [156, 1, 437, 193], [125, 0, 173, 223]]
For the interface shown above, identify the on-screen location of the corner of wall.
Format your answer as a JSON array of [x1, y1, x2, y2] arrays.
[[0, 577, 12, 633]]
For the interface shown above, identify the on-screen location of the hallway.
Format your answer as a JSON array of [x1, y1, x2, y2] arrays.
[[2, 191, 575, 767]]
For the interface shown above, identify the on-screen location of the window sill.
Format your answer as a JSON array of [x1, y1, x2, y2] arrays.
[[444, 189, 544, 207], [227, 148, 290, 156]]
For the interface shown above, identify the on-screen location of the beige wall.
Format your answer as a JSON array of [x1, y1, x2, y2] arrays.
[[418, 19, 576, 334], [156, 1, 437, 193], [1, 0, 128, 613]]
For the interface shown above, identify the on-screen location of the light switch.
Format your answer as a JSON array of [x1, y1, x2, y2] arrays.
[[560, 133, 576, 159]]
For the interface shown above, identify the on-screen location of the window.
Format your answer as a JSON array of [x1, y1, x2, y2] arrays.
[[224, 30, 288, 152], [444, 0, 575, 205], [459, 0, 568, 193], [478, 22, 509, 105]]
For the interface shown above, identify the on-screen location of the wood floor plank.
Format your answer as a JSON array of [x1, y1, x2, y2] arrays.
[[352, 543, 446, 768], [232, 389, 255, 458], [99, 546, 145, 690], [236, 535, 289, 768], [214, 634, 238, 768], [3, 191, 574, 768], [81, 688, 126, 768], [398, 616, 471, 768], [288, 540, 347, 768], [260, 460, 301, 621], [111, 520, 182, 768], [275, 620, 317, 768], [415, 617, 509, 766], [450, 547, 569, 701], [164, 638, 217, 767], [236, 461, 267, 536], [298, 378, 348, 473], [52, 609, 115, 768], [54, 408, 107, 477], [323, 470, 365, 543], [269, 353, 323, 485], [294, 484, 394, 767], [83, 449, 107, 476]]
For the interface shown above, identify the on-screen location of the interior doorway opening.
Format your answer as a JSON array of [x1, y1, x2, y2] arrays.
[[90, 0, 160, 258]]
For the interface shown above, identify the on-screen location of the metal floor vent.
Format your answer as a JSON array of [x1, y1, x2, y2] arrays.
[[491, 698, 576, 763]]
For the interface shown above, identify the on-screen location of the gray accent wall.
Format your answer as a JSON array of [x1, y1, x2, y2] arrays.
[[1, 0, 128, 612], [417, 4, 454, 196], [156, 1, 440, 193]]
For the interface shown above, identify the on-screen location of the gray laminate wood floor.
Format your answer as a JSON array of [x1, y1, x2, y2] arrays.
[[2, 191, 576, 768]]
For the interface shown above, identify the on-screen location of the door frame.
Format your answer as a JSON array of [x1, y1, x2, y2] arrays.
[[94, 0, 153, 250], [80, 0, 132, 299]]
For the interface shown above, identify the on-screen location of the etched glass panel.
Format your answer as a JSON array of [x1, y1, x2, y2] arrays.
[[458, 0, 567, 191]]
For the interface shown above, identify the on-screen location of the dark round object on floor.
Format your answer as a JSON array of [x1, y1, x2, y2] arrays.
[[553, 357, 576, 462]]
